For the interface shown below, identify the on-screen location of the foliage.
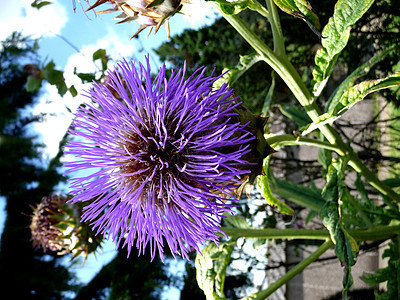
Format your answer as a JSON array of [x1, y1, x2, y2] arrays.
[[0, 32, 74, 299], [75, 249, 170, 300], [7, 0, 400, 298]]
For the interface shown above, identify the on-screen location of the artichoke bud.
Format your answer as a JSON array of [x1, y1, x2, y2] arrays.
[[87, 0, 187, 39], [30, 194, 102, 261], [233, 103, 276, 196]]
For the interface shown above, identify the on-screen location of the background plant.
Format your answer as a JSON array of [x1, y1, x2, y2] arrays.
[[1, 0, 400, 299]]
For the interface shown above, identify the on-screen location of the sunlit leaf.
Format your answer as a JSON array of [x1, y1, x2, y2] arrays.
[[257, 157, 295, 215], [211, 0, 251, 15], [195, 242, 234, 300], [214, 53, 262, 89], [223, 213, 252, 229], [311, 0, 375, 96], [303, 72, 400, 135], [325, 44, 397, 112], [273, 0, 320, 35], [320, 159, 359, 291]]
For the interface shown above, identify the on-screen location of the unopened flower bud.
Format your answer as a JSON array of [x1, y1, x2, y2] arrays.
[[30, 194, 102, 261]]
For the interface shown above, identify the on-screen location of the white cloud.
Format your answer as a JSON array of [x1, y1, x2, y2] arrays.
[[31, 84, 79, 160], [182, 0, 218, 28], [0, 0, 68, 42], [32, 28, 139, 160]]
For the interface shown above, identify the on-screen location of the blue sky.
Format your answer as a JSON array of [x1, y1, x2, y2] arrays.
[[0, 0, 218, 297]]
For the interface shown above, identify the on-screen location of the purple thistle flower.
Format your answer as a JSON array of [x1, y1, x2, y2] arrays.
[[64, 56, 254, 261]]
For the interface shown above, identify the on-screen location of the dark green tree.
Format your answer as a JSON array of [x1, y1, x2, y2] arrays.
[[0, 32, 75, 299], [75, 248, 171, 300]]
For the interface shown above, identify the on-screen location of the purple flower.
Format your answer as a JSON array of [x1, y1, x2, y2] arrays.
[[65, 57, 254, 260]]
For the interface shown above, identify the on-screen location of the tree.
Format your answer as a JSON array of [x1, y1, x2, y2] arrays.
[[0, 32, 75, 299]]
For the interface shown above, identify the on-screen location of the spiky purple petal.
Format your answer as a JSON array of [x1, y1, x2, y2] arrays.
[[64, 56, 254, 261]]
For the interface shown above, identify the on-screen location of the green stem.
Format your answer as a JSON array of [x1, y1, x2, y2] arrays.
[[250, 0, 270, 20], [254, 239, 334, 300], [266, 134, 343, 153], [265, 0, 286, 57], [221, 225, 400, 241], [222, 227, 329, 240], [214, 7, 400, 202]]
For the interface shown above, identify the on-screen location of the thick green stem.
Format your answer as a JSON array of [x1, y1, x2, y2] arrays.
[[222, 227, 329, 240], [213, 8, 400, 202], [221, 225, 400, 241], [265, 0, 286, 57], [266, 134, 343, 152], [254, 239, 334, 300], [250, 0, 270, 20]]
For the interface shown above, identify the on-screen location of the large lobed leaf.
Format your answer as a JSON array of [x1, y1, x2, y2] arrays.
[[273, 0, 320, 34], [363, 237, 400, 299], [325, 45, 398, 113], [195, 242, 234, 300], [320, 159, 359, 291], [311, 0, 375, 96], [257, 156, 295, 215], [302, 72, 400, 135]]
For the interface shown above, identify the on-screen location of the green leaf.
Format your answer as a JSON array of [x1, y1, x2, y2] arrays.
[[55, 223, 69, 231], [362, 237, 400, 299], [271, 177, 325, 211], [145, 0, 164, 8], [211, 0, 251, 15], [337, 72, 400, 110], [223, 213, 252, 229], [320, 159, 359, 291], [273, 0, 320, 34], [42, 60, 68, 96], [92, 48, 106, 61], [354, 175, 400, 225], [279, 103, 312, 128], [25, 76, 42, 92], [318, 144, 332, 171], [354, 174, 373, 207], [383, 176, 400, 189], [302, 72, 400, 135], [257, 157, 295, 215], [325, 44, 398, 113], [31, 0, 52, 10], [43, 61, 61, 84], [56, 81, 68, 96], [195, 242, 234, 300], [69, 85, 78, 97], [76, 72, 96, 83], [223, 213, 269, 249], [311, 0, 375, 96], [261, 73, 275, 115], [215, 53, 262, 89]]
